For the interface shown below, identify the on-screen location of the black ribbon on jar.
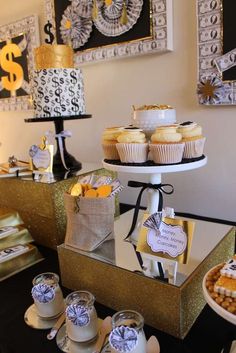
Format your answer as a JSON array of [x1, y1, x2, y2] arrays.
[[125, 180, 174, 281]]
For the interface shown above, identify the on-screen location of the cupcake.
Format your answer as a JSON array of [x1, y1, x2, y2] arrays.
[[116, 127, 148, 163], [102, 126, 124, 160], [149, 125, 185, 164], [177, 121, 206, 159]]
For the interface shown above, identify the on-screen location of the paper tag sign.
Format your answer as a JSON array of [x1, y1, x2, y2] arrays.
[[136, 213, 195, 264], [147, 222, 187, 257], [30, 145, 51, 169], [29, 136, 54, 173]]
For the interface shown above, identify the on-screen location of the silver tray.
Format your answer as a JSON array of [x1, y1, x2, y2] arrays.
[[24, 304, 64, 330]]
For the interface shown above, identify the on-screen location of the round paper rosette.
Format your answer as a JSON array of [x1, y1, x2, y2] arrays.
[[66, 304, 90, 326], [69, 0, 93, 18], [94, 0, 143, 37], [60, 5, 93, 49], [31, 283, 55, 303], [109, 325, 138, 352]]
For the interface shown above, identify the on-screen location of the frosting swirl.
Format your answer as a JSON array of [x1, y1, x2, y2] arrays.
[[102, 126, 124, 143], [117, 128, 146, 143], [177, 122, 202, 139], [151, 125, 182, 143]]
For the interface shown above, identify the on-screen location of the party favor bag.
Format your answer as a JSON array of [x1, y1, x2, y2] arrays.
[[64, 192, 115, 252]]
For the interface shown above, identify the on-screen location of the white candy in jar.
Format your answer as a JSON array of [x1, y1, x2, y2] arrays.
[[31, 272, 64, 318], [65, 291, 98, 342], [109, 310, 146, 353]]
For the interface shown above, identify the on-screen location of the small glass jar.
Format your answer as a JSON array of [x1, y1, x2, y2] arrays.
[[31, 272, 64, 319], [65, 290, 98, 343], [109, 310, 146, 353]]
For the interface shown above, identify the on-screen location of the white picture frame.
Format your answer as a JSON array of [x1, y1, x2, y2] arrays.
[[0, 15, 40, 111], [45, 0, 173, 66], [197, 0, 236, 105]]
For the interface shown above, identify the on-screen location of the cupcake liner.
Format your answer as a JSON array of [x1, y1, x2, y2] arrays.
[[149, 143, 185, 164], [183, 137, 206, 159], [102, 143, 120, 160], [116, 143, 148, 163]]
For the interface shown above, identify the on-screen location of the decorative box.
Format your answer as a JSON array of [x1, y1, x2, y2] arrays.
[[0, 163, 119, 249], [58, 211, 235, 338]]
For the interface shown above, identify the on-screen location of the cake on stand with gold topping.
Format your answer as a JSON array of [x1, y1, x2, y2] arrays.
[[25, 44, 91, 173]]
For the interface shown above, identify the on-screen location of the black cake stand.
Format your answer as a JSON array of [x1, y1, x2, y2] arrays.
[[25, 115, 92, 173]]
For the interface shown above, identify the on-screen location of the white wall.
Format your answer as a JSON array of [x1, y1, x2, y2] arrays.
[[0, 0, 235, 222]]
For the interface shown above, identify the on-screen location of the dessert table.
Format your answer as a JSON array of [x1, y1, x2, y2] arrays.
[[0, 208, 235, 353]]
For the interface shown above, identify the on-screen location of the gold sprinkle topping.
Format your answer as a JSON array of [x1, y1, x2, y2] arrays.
[[134, 104, 173, 111]]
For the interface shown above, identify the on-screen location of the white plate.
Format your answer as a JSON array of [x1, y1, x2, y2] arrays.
[[24, 304, 63, 330], [56, 323, 110, 352], [202, 264, 236, 325]]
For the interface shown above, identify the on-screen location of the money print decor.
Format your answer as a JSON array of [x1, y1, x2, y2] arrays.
[[32, 68, 85, 117]]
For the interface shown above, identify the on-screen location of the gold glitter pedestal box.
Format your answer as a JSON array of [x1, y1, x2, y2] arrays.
[[0, 163, 118, 249], [58, 220, 235, 339]]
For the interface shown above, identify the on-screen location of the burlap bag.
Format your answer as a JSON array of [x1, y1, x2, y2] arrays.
[[64, 193, 115, 252]]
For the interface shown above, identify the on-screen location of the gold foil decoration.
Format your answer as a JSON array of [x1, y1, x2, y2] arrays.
[[34, 44, 74, 69], [0, 244, 44, 281], [0, 43, 23, 94], [120, 1, 128, 25], [64, 20, 72, 30], [92, 0, 98, 20], [133, 104, 173, 111], [0, 211, 23, 227], [137, 214, 195, 264], [198, 79, 218, 101], [105, 0, 112, 5], [0, 226, 33, 251]]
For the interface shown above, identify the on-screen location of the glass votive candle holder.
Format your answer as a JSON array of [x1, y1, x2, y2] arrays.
[[65, 290, 98, 343], [109, 310, 146, 353], [31, 272, 64, 319]]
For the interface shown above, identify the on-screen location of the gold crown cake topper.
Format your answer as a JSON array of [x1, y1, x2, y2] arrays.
[[34, 44, 74, 69]]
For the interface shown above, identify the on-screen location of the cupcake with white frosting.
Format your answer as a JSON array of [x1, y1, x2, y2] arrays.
[[177, 121, 205, 159], [149, 125, 185, 164], [116, 127, 148, 163], [102, 126, 124, 160]]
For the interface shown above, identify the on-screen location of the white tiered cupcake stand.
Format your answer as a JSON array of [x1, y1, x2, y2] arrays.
[[103, 157, 207, 283]]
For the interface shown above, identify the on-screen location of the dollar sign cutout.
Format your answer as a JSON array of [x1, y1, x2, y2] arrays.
[[0, 43, 23, 93], [44, 21, 55, 44]]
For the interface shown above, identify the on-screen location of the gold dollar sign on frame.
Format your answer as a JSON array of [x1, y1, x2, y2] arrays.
[[0, 43, 23, 94]]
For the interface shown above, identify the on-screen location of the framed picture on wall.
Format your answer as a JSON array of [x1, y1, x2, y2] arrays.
[[197, 0, 236, 105], [45, 0, 173, 65], [0, 15, 40, 111]]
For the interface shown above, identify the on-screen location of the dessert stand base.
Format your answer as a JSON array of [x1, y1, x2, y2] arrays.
[[58, 214, 235, 339], [25, 115, 92, 173], [24, 304, 62, 330], [56, 321, 110, 353]]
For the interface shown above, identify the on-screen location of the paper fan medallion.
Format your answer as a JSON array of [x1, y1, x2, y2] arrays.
[[60, 5, 93, 49], [93, 0, 143, 37]]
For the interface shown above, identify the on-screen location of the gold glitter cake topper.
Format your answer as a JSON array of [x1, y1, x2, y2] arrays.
[[34, 44, 74, 69], [133, 104, 173, 111]]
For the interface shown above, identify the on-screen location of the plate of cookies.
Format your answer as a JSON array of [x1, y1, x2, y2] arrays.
[[203, 257, 236, 325]]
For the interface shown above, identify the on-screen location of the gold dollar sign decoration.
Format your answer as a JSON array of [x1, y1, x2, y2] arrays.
[[0, 43, 23, 95]]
